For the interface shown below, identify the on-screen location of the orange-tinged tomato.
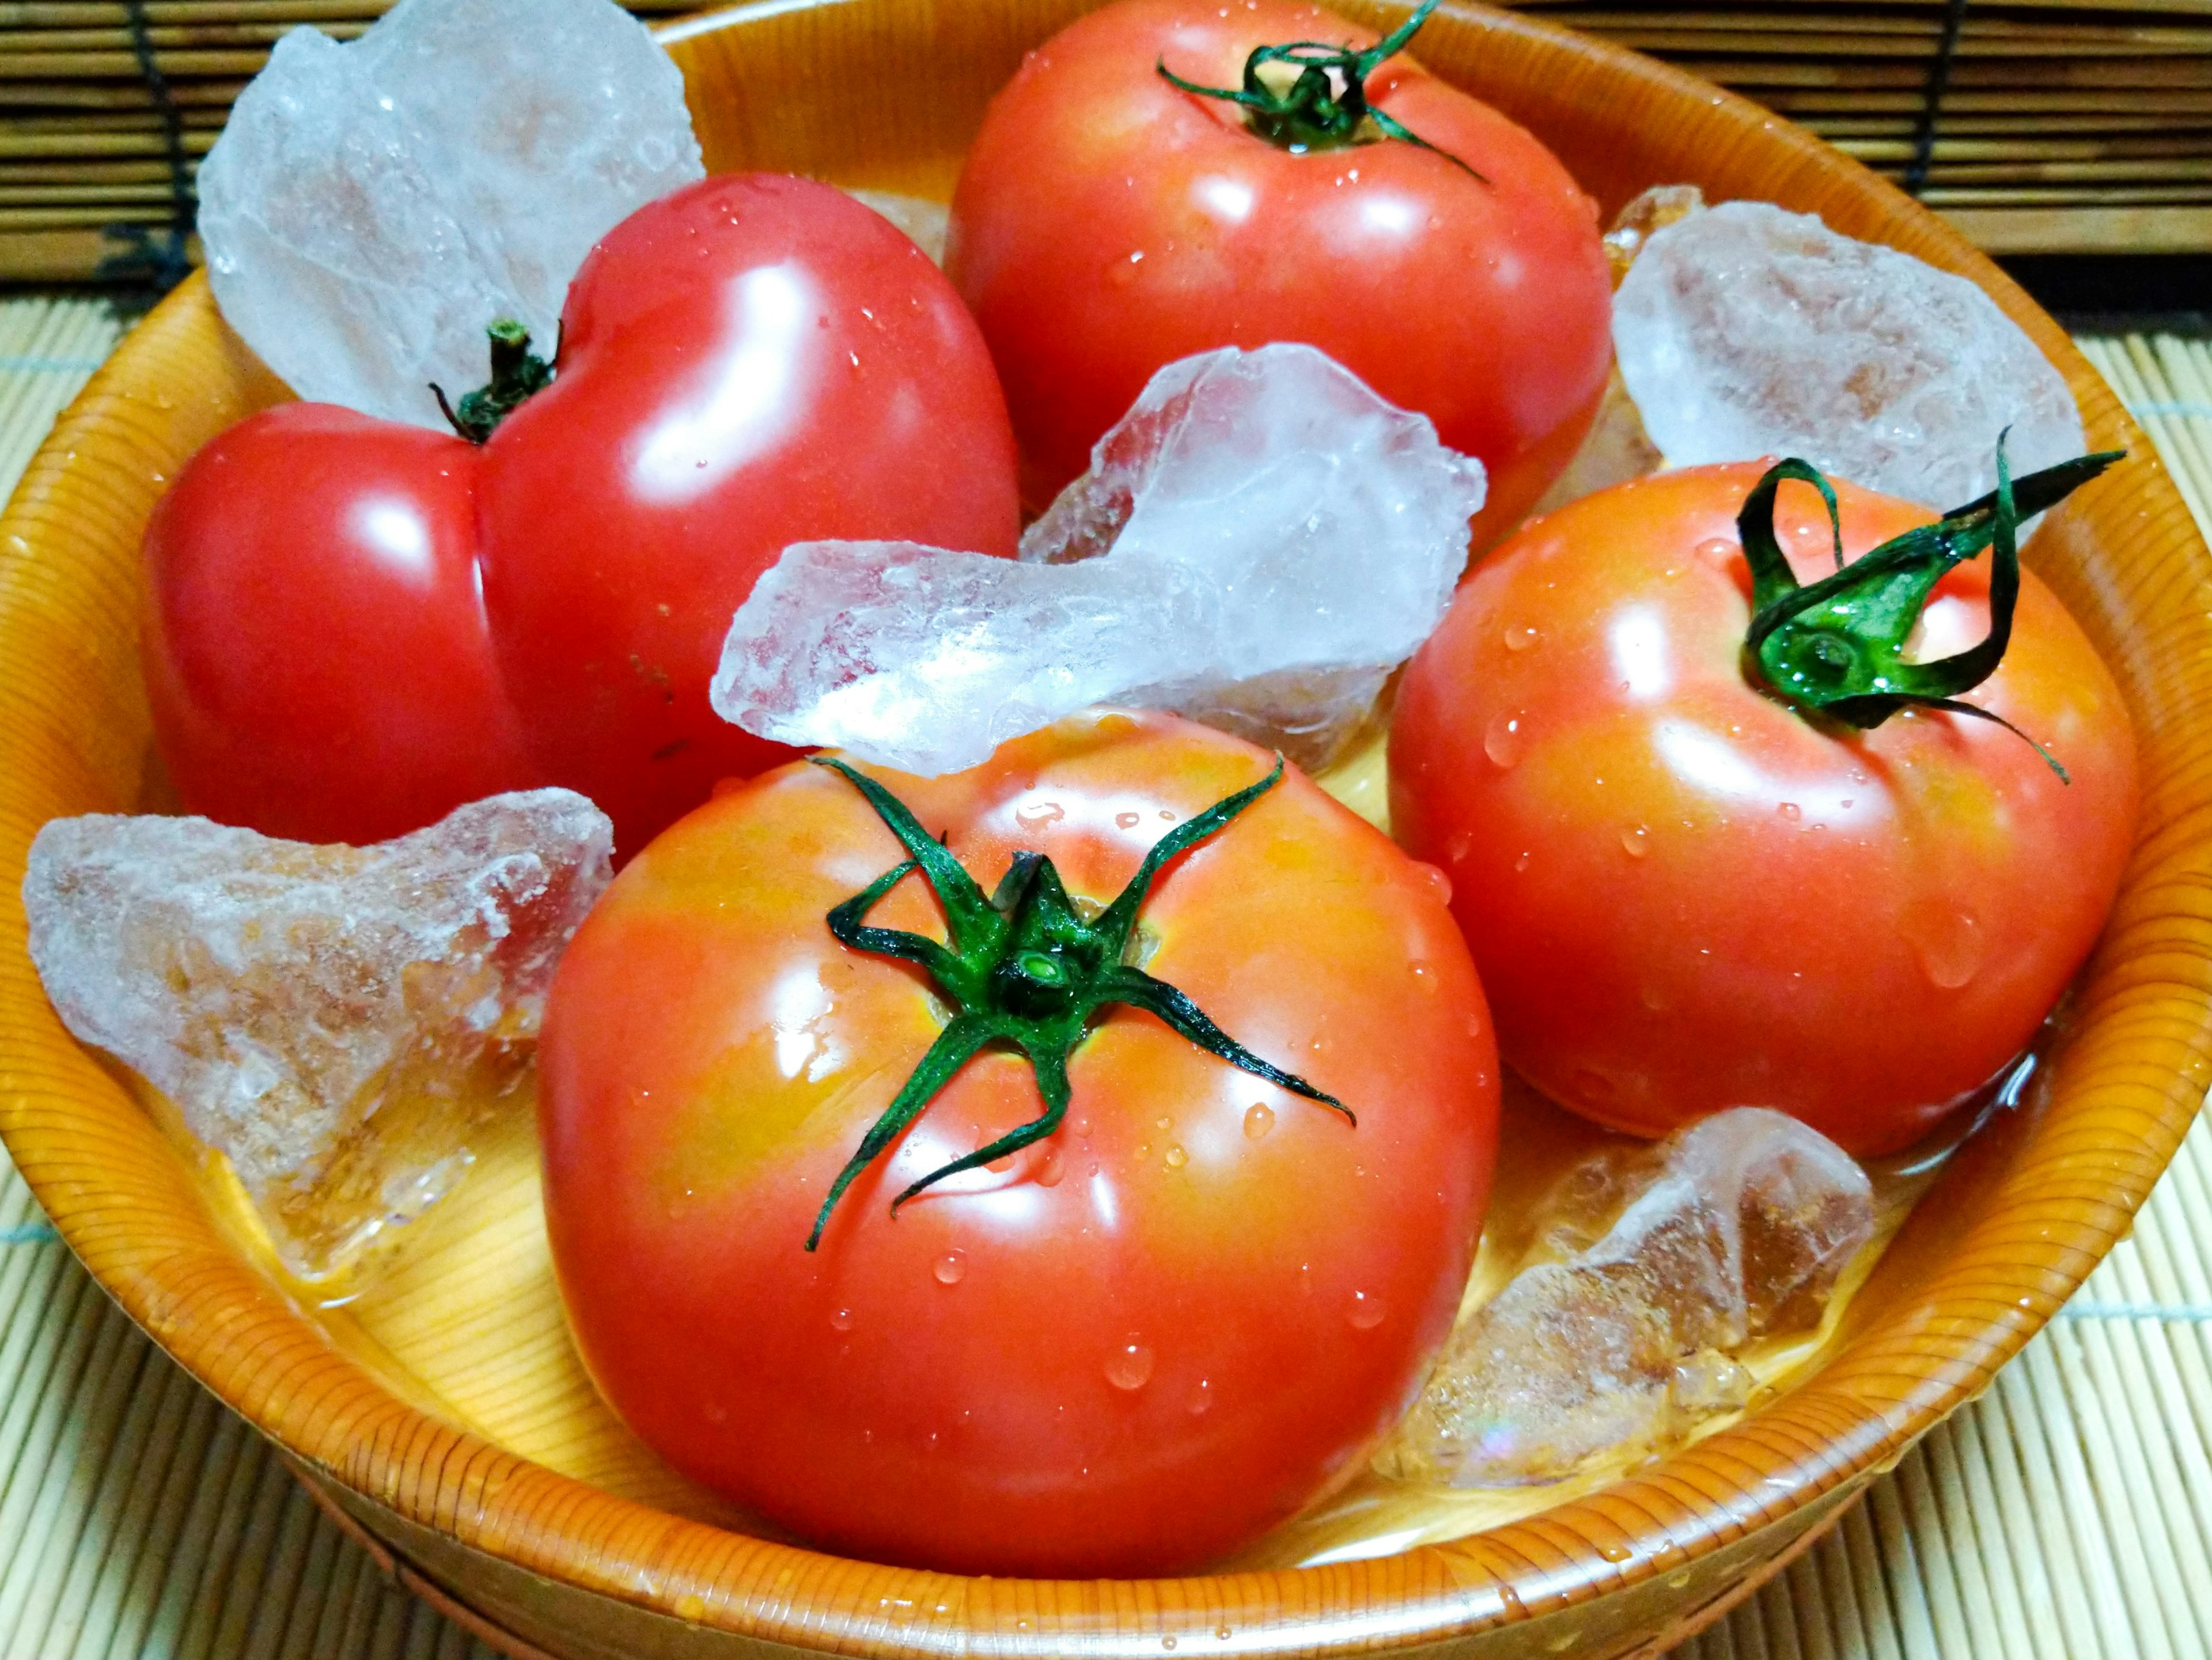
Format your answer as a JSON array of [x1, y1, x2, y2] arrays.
[[539, 711, 1498, 1574], [1390, 463, 2137, 1156]]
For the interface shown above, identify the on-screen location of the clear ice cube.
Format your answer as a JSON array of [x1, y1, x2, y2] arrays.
[[22, 789, 613, 1280], [1612, 200, 2085, 511], [709, 343, 1487, 774], [1379, 1108, 1873, 1487], [198, 0, 703, 428]]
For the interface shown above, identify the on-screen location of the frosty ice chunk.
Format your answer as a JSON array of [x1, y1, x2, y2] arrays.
[[23, 790, 613, 1280], [1613, 200, 2084, 511], [710, 343, 1487, 774], [1379, 1109, 1873, 1487], [198, 0, 703, 427]]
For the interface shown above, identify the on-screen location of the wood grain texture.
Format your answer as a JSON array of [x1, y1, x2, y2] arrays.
[[1, 3, 2208, 1657]]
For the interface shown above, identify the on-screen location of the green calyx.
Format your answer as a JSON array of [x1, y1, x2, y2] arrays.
[[1737, 440, 2124, 781], [1157, 0, 1484, 179], [804, 756, 1351, 1250], [430, 319, 555, 445]]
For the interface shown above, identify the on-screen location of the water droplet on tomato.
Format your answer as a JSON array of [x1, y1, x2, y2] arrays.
[[830, 1307, 854, 1331], [1411, 860, 1453, 906], [1348, 1291, 1387, 1329], [1105, 1337, 1156, 1390], [1502, 624, 1540, 652], [933, 1250, 967, 1285], [1514, 850, 1533, 873], [1902, 900, 1984, 989], [1073, 1114, 1093, 1137], [1160, 808, 1176, 820], [1036, 1143, 1065, 1187], [1244, 1103, 1275, 1140], [1694, 536, 1737, 569], [1572, 1068, 1619, 1107], [1777, 801, 1802, 822], [1188, 1379, 1214, 1415], [1164, 1144, 1188, 1169], [1484, 711, 1526, 768], [1410, 961, 1440, 995], [1016, 800, 1065, 831], [1620, 826, 1650, 858], [1116, 811, 1141, 829]]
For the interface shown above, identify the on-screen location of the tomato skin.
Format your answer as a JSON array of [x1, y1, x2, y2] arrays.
[[539, 712, 1498, 1575], [1389, 464, 2137, 1156], [480, 175, 1021, 854], [141, 403, 539, 843], [947, 0, 1612, 544]]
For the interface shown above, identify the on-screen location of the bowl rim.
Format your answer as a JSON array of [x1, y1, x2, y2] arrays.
[[2, 0, 2208, 1653]]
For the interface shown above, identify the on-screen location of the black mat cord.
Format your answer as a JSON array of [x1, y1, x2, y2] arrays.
[[1904, 0, 1971, 196], [99, 0, 198, 294]]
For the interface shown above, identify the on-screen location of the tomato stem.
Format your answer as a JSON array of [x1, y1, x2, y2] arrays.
[[430, 319, 555, 445], [1737, 439, 2124, 780], [1156, 0, 1486, 180], [804, 756, 1350, 1250]]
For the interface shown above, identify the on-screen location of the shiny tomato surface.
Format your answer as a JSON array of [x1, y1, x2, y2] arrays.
[[540, 712, 1498, 1575], [947, 0, 1613, 543], [480, 175, 1020, 853], [141, 404, 537, 844], [1390, 464, 2138, 1156], [143, 175, 1020, 856]]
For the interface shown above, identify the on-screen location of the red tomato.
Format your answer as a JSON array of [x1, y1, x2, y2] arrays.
[[140, 404, 537, 844], [143, 175, 1020, 856], [539, 711, 1498, 1575], [1390, 463, 2137, 1156], [947, 0, 1612, 545], [479, 175, 1021, 850]]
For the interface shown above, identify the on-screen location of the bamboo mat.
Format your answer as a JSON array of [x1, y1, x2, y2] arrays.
[[2, 297, 2211, 1660]]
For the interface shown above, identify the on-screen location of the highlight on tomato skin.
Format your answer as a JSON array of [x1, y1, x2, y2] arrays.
[[1388, 461, 2139, 1158], [946, 0, 1613, 546], [536, 710, 1501, 1576]]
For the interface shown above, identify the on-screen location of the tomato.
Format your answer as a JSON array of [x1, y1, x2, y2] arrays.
[[539, 710, 1498, 1575], [946, 0, 1612, 546], [479, 175, 1020, 851], [1389, 461, 2138, 1156], [140, 404, 539, 844], [143, 175, 1021, 856]]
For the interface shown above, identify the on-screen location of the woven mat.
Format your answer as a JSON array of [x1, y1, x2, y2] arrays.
[[2, 296, 2210, 1660]]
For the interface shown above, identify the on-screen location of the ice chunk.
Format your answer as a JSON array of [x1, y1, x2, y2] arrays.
[[198, 0, 703, 427], [710, 343, 1486, 774], [1613, 200, 2084, 510], [1378, 1109, 1873, 1487], [1602, 183, 1707, 286], [23, 790, 613, 1280]]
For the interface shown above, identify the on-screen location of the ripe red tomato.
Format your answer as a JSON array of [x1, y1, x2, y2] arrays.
[[478, 175, 1020, 851], [140, 404, 539, 844], [143, 175, 1020, 855], [539, 711, 1498, 1575], [1389, 462, 2137, 1156], [947, 0, 1612, 546]]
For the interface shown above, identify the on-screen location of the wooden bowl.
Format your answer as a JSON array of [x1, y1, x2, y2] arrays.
[[3, 2, 2208, 1655]]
